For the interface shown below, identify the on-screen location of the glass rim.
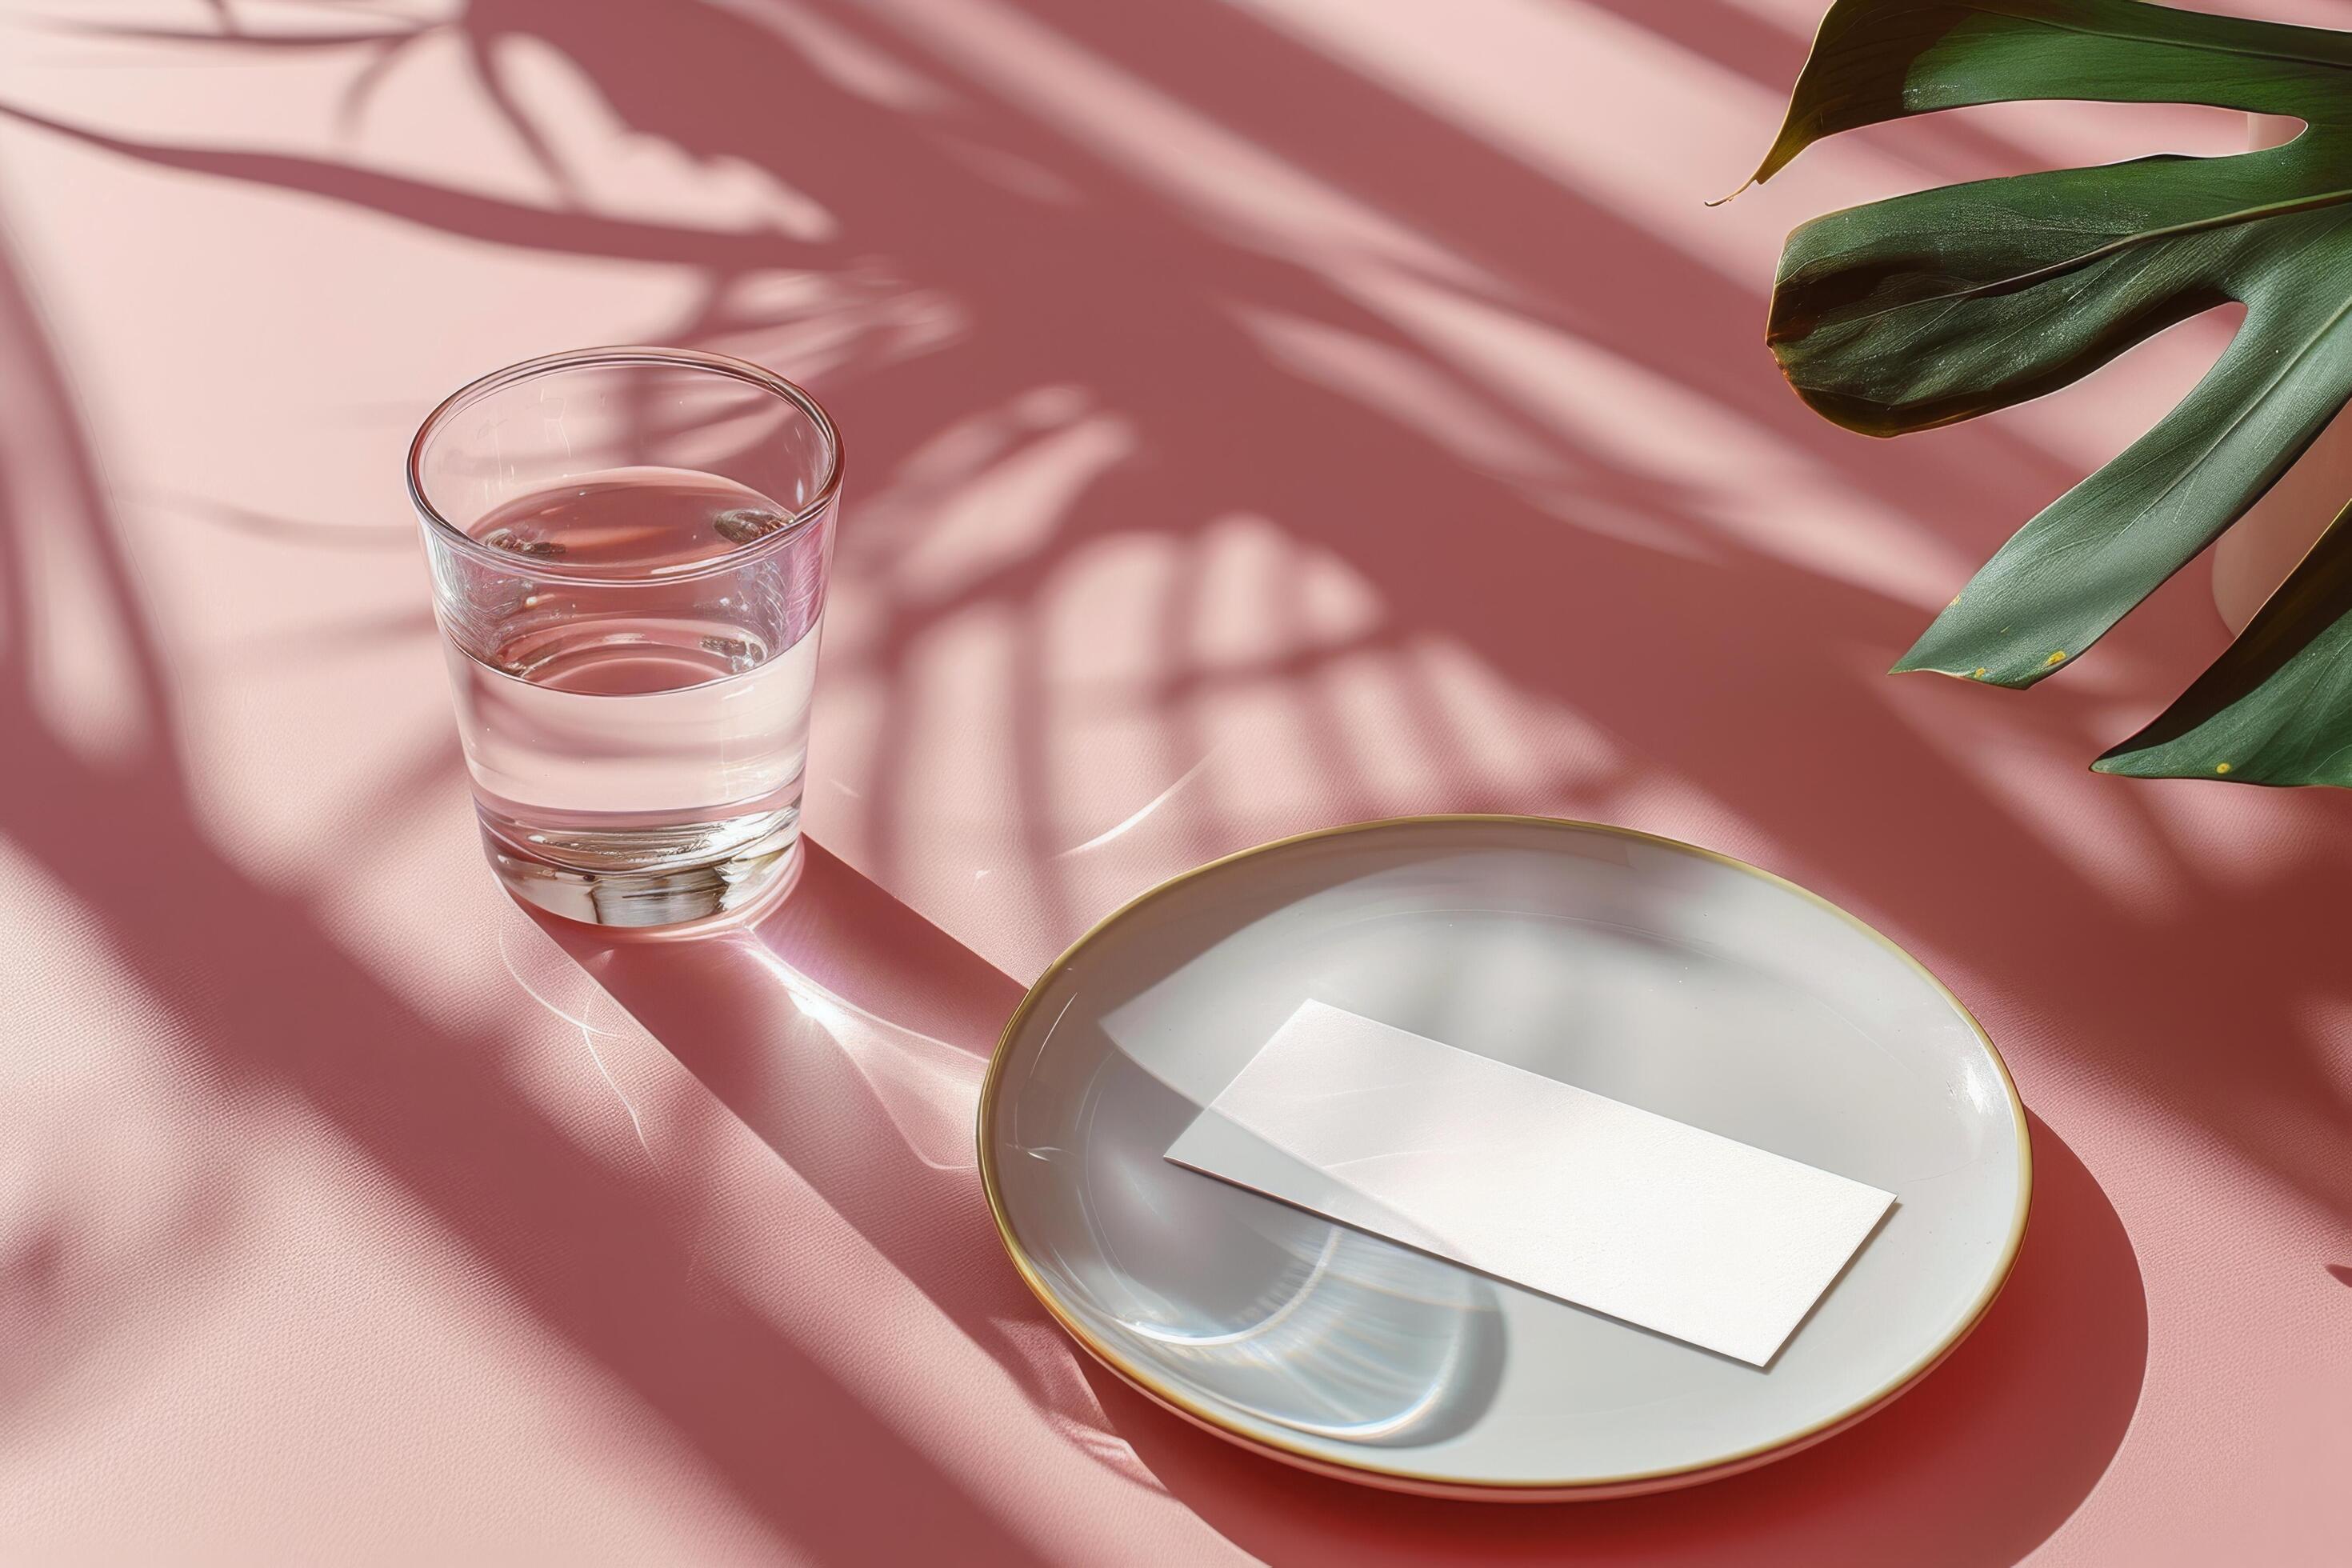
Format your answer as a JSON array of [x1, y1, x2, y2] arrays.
[[405, 345, 845, 586]]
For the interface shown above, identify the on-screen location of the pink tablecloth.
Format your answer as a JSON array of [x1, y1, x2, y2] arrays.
[[1, 1, 2344, 1562]]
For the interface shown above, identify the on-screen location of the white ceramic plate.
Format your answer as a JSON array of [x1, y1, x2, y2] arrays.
[[979, 818, 2029, 1499]]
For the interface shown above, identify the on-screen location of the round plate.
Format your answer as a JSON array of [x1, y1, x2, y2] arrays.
[[978, 817, 2030, 1499]]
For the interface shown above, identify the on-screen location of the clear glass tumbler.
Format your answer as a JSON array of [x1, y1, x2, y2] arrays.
[[408, 347, 842, 927]]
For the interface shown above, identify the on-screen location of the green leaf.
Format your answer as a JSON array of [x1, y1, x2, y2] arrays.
[[1752, 0, 2352, 191], [1754, 0, 2352, 708], [2096, 497, 2352, 782]]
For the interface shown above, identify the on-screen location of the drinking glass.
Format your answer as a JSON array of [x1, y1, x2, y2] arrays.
[[408, 347, 842, 927]]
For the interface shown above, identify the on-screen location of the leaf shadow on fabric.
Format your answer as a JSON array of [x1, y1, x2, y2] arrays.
[[0, 0, 2337, 1558]]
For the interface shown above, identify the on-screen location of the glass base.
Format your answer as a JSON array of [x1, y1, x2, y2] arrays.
[[478, 805, 802, 928]]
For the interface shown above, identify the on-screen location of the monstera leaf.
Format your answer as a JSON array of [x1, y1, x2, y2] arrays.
[[2098, 497, 2352, 782], [1751, 0, 2352, 785]]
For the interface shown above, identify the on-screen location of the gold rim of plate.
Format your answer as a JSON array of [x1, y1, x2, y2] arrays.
[[974, 814, 2034, 1500]]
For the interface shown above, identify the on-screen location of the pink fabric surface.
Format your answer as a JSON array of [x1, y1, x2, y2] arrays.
[[0, 0, 2345, 1562]]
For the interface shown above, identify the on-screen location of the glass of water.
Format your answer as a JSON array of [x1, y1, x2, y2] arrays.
[[407, 347, 842, 927]]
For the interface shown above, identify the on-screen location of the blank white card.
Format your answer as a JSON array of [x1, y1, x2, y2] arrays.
[[1163, 1002, 1894, 1366]]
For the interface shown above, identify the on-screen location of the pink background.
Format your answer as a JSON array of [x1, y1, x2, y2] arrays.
[[2, 0, 2346, 1561]]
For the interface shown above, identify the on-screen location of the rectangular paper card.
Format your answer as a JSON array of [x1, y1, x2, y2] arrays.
[[1163, 1002, 1894, 1366]]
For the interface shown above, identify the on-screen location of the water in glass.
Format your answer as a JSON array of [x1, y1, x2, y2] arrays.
[[438, 465, 826, 922]]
